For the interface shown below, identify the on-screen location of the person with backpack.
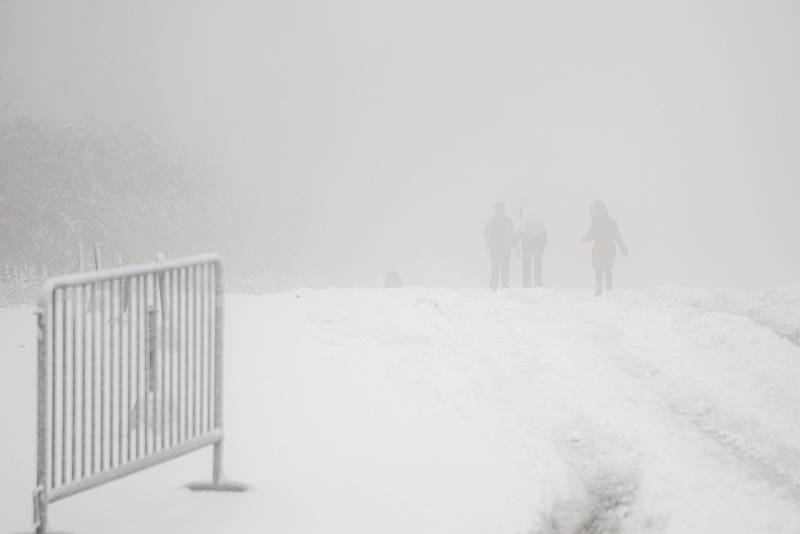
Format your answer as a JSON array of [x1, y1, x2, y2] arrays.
[[582, 201, 628, 296], [484, 201, 517, 291], [518, 205, 548, 288]]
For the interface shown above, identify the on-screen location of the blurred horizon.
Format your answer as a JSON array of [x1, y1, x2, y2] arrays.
[[1, 1, 798, 290]]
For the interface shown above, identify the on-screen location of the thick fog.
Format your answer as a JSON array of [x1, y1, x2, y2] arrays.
[[2, 1, 798, 289]]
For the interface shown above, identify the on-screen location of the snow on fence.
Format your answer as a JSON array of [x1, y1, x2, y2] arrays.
[[32, 254, 245, 534]]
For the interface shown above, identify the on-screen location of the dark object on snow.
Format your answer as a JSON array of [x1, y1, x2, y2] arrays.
[[384, 272, 403, 288]]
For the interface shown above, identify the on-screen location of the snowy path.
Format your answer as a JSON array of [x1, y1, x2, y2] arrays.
[[297, 288, 800, 532], [2, 288, 800, 533]]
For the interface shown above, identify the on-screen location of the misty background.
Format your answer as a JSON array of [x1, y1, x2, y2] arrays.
[[1, 0, 798, 290]]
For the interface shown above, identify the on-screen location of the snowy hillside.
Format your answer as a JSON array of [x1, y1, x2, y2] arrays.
[[3, 287, 800, 533]]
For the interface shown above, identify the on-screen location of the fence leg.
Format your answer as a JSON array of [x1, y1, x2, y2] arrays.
[[213, 441, 223, 483], [187, 262, 246, 493], [25, 310, 71, 534], [32, 486, 45, 534], [35, 306, 49, 534], [26, 486, 71, 534], [186, 440, 246, 492], [186, 441, 248, 492]]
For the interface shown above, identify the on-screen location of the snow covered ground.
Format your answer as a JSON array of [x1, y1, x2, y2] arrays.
[[3, 286, 800, 533]]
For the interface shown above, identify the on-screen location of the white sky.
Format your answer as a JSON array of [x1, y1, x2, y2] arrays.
[[1, 0, 798, 288]]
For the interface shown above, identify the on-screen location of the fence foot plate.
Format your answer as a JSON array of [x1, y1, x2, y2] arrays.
[[186, 480, 248, 492]]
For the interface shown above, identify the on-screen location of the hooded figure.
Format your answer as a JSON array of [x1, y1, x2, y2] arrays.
[[582, 201, 628, 295], [518, 206, 547, 288], [484, 201, 517, 291]]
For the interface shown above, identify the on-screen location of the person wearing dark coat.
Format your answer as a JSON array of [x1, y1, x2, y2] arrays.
[[582, 201, 628, 296], [484, 201, 517, 291]]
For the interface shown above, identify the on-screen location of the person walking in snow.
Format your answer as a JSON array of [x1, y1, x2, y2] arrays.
[[582, 201, 628, 296], [518, 204, 548, 288], [484, 201, 517, 291]]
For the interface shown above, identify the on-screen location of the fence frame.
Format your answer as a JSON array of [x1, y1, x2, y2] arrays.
[[32, 253, 245, 534]]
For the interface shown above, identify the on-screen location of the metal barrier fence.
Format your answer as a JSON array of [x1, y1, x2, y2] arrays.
[[33, 254, 244, 534]]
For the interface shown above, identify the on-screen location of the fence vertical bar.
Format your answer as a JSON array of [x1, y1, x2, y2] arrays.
[[35, 306, 48, 534], [212, 261, 223, 483], [109, 280, 116, 467], [176, 269, 183, 445], [160, 270, 167, 451], [100, 280, 108, 472], [200, 264, 208, 435], [207, 267, 215, 433], [173, 268, 180, 445], [119, 278, 126, 465], [127, 276, 135, 462], [208, 267, 216, 435], [144, 275, 152, 456], [82, 284, 90, 478], [72, 287, 79, 481], [148, 301, 158, 453], [180, 268, 187, 443], [113, 278, 121, 467], [50, 291, 57, 490], [168, 270, 175, 447], [60, 289, 68, 486], [138, 275, 146, 458], [92, 282, 99, 475], [190, 266, 197, 439], [64, 288, 73, 484], [195, 266, 203, 436], [186, 267, 193, 441]]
